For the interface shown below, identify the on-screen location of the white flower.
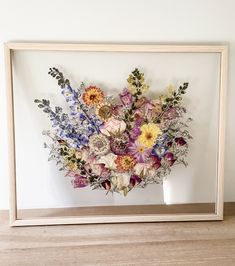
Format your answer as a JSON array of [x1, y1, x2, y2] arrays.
[[97, 153, 117, 170], [91, 164, 103, 176], [134, 162, 152, 176], [89, 134, 110, 156], [111, 173, 130, 190], [100, 118, 126, 136]]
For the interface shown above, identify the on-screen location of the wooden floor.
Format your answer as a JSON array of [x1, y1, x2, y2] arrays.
[[1, 204, 235, 266]]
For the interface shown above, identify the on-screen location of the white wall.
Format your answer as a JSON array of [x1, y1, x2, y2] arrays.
[[0, 0, 234, 209]]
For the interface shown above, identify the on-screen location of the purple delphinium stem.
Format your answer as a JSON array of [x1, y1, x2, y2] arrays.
[[64, 85, 101, 134]]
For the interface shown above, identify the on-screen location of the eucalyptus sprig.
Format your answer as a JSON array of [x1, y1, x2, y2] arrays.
[[162, 82, 189, 110], [34, 98, 67, 126], [154, 82, 189, 124], [48, 67, 70, 88]]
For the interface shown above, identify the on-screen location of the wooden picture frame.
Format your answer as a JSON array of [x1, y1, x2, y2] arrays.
[[5, 43, 228, 226]]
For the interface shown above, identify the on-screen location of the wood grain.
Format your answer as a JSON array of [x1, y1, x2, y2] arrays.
[[0, 203, 235, 265], [14, 203, 218, 227], [5, 42, 228, 52], [4, 43, 17, 224]]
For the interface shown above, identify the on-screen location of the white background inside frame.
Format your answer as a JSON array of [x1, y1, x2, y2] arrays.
[[12, 50, 220, 209]]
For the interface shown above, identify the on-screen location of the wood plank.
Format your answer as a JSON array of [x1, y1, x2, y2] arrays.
[[1, 239, 235, 266], [0, 203, 235, 265]]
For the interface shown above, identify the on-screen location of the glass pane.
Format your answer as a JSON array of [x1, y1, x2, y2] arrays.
[[11, 49, 220, 220]]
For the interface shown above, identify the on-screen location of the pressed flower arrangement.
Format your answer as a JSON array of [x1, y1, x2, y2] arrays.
[[35, 68, 192, 196]]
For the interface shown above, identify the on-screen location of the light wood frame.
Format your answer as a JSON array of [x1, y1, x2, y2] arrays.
[[4, 43, 228, 227]]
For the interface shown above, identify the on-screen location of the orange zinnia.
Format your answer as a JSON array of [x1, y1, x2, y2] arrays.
[[115, 155, 136, 172], [82, 86, 104, 106]]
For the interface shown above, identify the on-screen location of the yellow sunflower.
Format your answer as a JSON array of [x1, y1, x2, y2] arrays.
[[82, 86, 104, 106], [138, 123, 161, 148]]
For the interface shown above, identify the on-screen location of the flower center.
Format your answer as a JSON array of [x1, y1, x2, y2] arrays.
[[98, 105, 112, 119], [120, 156, 136, 170], [95, 140, 104, 149], [89, 94, 96, 100], [137, 146, 145, 153], [145, 133, 152, 140], [124, 158, 131, 164]]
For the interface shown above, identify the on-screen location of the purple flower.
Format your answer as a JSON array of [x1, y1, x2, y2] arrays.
[[167, 141, 173, 147], [130, 175, 142, 187], [79, 113, 86, 121], [164, 152, 176, 166], [128, 140, 151, 163], [129, 125, 141, 140], [151, 155, 161, 169], [61, 85, 77, 102], [175, 137, 187, 146], [119, 88, 133, 106], [72, 175, 88, 188], [110, 133, 130, 155]]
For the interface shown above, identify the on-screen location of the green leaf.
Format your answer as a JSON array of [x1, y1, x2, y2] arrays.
[[42, 99, 50, 106]]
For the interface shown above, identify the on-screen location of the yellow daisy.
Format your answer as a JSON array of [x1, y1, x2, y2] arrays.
[[82, 86, 104, 106], [138, 123, 161, 148]]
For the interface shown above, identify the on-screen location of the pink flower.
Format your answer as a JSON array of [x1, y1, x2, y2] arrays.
[[163, 107, 179, 120], [133, 110, 145, 122], [100, 118, 126, 136], [128, 140, 151, 163], [99, 164, 111, 178], [71, 174, 88, 188], [111, 104, 123, 116], [134, 97, 158, 122], [134, 162, 153, 176], [119, 88, 133, 106], [101, 180, 111, 190], [142, 100, 155, 119], [135, 97, 147, 108], [164, 152, 176, 166], [84, 163, 109, 177]]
